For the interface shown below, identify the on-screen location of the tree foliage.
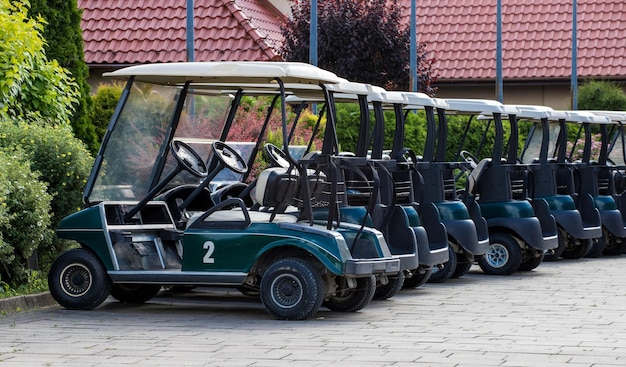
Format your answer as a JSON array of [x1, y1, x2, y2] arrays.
[[578, 80, 626, 111], [27, 0, 98, 154], [281, 0, 438, 94], [0, 0, 79, 125]]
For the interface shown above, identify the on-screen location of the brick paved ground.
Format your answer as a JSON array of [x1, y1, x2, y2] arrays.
[[1, 256, 625, 367]]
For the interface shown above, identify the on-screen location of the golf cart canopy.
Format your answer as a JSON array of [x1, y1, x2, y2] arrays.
[[103, 61, 342, 86], [85, 62, 341, 205]]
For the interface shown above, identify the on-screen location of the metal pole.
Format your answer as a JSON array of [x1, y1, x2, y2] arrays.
[[309, 0, 318, 66], [496, 0, 503, 102], [410, 0, 417, 92], [571, 0, 578, 110], [186, 0, 194, 61]]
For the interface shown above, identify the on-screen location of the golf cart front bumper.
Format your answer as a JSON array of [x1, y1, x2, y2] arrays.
[[344, 256, 401, 276]]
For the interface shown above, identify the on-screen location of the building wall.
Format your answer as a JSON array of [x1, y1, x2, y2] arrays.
[[435, 83, 573, 110]]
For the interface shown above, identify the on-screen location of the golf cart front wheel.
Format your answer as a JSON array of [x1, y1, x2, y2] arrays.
[[260, 258, 324, 320], [478, 233, 522, 275], [48, 248, 112, 310]]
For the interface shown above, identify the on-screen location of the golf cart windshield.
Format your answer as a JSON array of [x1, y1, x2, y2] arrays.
[[87, 81, 233, 203]]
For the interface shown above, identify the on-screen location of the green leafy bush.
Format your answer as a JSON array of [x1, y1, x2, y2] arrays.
[[0, 148, 53, 287], [90, 82, 124, 147], [578, 80, 626, 111], [0, 120, 93, 269]]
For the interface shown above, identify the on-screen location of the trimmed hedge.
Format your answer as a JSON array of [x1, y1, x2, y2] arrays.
[[0, 120, 93, 273], [0, 148, 53, 287]]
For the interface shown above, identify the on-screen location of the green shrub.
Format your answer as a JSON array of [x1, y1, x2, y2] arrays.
[[578, 80, 626, 111], [90, 82, 124, 147], [0, 148, 53, 287], [0, 120, 93, 269]]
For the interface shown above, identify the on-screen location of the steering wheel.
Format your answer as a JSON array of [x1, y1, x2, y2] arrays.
[[460, 150, 479, 169], [171, 140, 208, 178], [264, 143, 291, 169], [213, 141, 248, 174]]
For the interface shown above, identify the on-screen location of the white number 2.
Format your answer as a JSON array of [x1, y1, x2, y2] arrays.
[[203, 241, 215, 264]]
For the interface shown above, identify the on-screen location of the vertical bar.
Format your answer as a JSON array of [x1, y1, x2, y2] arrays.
[[410, 0, 417, 92], [309, 0, 318, 66], [571, 0, 578, 110], [186, 0, 194, 61], [496, 0, 503, 102]]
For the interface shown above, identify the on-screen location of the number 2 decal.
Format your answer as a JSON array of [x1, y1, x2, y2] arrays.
[[203, 241, 215, 264]]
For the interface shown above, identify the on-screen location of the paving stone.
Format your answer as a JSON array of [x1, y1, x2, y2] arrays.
[[2, 257, 626, 366]]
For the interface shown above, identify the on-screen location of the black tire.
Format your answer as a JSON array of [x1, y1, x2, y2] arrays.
[[477, 233, 523, 275], [428, 246, 457, 283], [48, 248, 111, 310], [544, 229, 566, 261], [451, 261, 473, 279], [260, 258, 324, 320], [402, 267, 432, 289], [518, 253, 544, 271], [562, 238, 593, 259], [373, 271, 405, 300], [585, 235, 606, 258], [110, 284, 161, 304], [601, 237, 626, 256], [324, 276, 375, 312]]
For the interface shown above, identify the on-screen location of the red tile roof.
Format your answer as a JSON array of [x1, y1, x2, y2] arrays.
[[403, 0, 626, 81], [78, 0, 285, 64], [78, 0, 626, 81]]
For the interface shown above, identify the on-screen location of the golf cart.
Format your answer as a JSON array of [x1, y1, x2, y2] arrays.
[[565, 110, 626, 256], [518, 106, 602, 260], [449, 99, 558, 275], [282, 82, 427, 298], [396, 93, 490, 282], [48, 62, 401, 320]]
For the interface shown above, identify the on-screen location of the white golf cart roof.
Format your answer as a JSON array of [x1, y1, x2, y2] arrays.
[[508, 105, 554, 120], [444, 98, 507, 115], [564, 110, 613, 124], [586, 110, 626, 123], [403, 92, 443, 109], [285, 80, 386, 104], [103, 61, 342, 86]]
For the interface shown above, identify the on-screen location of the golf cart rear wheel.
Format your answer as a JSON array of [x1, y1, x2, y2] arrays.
[[428, 246, 457, 283], [562, 238, 594, 259], [602, 236, 626, 256], [478, 233, 522, 275], [260, 258, 324, 320], [452, 261, 473, 279], [48, 248, 111, 310], [324, 276, 375, 312], [110, 284, 162, 304], [518, 253, 544, 271], [402, 268, 432, 289], [544, 229, 566, 261], [373, 271, 405, 300]]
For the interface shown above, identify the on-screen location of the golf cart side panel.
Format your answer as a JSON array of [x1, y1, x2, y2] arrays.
[[598, 206, 626, 237], [441, 216, 487, 255], [56, 205, 114, 270], [551, 209, 602, 239], [486, 216, 553, 250], [466, 200, 490, 248], [531, 198, 559, 247], [181, 225, 346, 275], [416, 203, 450, 266], [576, 193, 603, 231], [386, 206, 423, 269]]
